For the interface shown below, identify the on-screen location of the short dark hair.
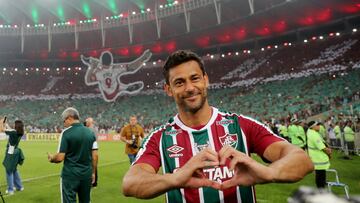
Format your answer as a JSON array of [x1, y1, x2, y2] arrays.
[[163, 50, 206, 84], [15, 120, 24, 135]]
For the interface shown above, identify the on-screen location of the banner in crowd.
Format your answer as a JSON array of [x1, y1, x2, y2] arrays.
[[26, 133, 61, 141], [81, 50, 152, 102], [24, 133, 122, 141]]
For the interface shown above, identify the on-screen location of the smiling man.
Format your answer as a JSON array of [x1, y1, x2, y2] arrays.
[[122, 50, 313, 203]]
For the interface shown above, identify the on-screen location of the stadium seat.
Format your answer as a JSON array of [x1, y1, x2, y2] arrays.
[[326, 169, 350, 199]]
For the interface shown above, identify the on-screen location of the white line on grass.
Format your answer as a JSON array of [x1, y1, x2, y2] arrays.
[[0, 160, 128, 186]]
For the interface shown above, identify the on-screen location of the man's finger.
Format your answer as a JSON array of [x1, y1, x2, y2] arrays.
[[221, 178, 238, 190]]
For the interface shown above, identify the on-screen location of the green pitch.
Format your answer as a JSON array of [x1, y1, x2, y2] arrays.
[[0, 141, 358, 202]]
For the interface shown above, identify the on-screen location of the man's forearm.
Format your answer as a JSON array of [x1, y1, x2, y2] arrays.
[[268, 146, 314, 183], [122, 164, 176, 199], [92, 150, 98, 174]]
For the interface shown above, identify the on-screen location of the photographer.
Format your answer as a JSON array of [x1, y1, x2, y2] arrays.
[[120, 115, 144, 164]]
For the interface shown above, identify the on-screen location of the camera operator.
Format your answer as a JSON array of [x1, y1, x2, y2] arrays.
[[120, 115, 144, 164]]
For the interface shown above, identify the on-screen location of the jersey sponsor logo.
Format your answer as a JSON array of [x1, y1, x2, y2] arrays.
[[219, 133, 238, 148], [165, 128, 182, 136], [216, 118, 234, 128], [167, 144, 184, 158], [203, 166, 234, 183], [194, 141, 210, 153], [81, 50, 152, 102]]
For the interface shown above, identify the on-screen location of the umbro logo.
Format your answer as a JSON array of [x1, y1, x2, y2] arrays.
[[167, 144, 184, 158]]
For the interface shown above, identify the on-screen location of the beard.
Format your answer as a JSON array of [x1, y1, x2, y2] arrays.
[[177, 88, 207, 114]]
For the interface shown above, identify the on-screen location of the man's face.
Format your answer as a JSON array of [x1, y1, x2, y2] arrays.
[[130, 117, 137, 126], [63, 117, 71, 128], [164, 60, 209, 114]]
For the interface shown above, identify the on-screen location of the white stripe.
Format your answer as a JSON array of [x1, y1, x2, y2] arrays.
[[57, 126, 72, 153], [171, 130, 186, 203], [251, 186, 256, 203], [240, 129, 249, 155], [236, 186, 242, 203], [135, 124, 168, 164], [175, 107, 219, 132], [60, 177, 63, 203], [188, 130, 204, 203], [207, 126, 224, 203]]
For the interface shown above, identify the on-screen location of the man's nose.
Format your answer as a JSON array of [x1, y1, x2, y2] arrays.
[[184, 81, 195, 92]]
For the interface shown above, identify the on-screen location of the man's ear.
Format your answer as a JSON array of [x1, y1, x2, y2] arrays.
[[164, 84, 173, 97]]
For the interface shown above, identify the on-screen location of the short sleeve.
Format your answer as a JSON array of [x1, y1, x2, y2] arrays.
[[58, 133, 68, 153], [133, 131, 162, 171], [239, 115, 284, 157]]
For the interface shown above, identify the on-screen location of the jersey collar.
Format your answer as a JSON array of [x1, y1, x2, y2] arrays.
[[174, 107, 218, 132]]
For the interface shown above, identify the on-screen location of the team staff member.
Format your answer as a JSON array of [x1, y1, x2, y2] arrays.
[[122, 50, 314, 202], [306, 121, 331, 188], [85, 117, 99, 187], [48, 108, 98, 203], [120, 115, 145, 164]]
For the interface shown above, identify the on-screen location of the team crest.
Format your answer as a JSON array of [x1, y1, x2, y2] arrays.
[[81, 50, 152, 102], [219, 134, 238, 148]]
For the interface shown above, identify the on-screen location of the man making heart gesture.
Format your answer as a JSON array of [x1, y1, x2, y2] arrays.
[[122, 50, 314, 203]]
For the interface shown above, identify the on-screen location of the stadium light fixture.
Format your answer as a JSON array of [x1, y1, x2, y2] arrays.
[[353, 28, 357, 33]]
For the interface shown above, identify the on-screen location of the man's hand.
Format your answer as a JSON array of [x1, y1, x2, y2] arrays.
[[126, 140, 134, 145], [218, 145, 274, 190], [171, 148, 221, 190], [47, 152, 53, 162]]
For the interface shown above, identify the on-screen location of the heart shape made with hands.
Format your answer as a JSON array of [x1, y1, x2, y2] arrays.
[[179, 145, 271, 190]]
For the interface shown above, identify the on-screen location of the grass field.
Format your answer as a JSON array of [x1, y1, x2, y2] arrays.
[[0, 141, 359, 202]]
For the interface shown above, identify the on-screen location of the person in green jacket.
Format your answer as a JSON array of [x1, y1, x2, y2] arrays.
[[288, 118, 305, 149], [0, 118, 25, 195], [344, 120, 356, 155], [307, 121, 332, 188], [333, 122, 341, 148]]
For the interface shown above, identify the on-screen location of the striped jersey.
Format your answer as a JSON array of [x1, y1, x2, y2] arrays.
[[134, 107, 282, 203]]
